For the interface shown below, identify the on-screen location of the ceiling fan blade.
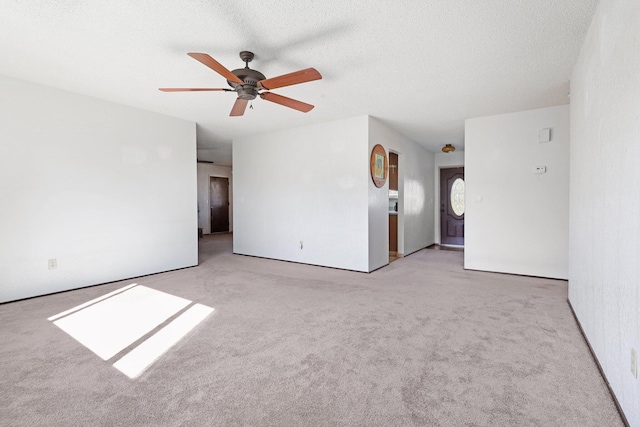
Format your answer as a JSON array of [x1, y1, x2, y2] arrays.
[[187, 53, 244, 84], [260, 92, 314, 113], [258, 68, 321, 90], [159, 88, 231, 92], [230, 98, 248, 116]]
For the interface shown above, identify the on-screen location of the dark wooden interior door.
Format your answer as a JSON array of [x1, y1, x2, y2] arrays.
[[440, 167, 464, 245], [210, 177, 229, 233]]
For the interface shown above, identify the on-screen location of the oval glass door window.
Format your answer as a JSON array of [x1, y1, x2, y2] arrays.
[[450, 178, 465, 216]]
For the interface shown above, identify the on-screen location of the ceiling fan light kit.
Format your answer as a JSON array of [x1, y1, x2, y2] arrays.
[[160, 51, 321, 117], [442, 144, 455, 153]]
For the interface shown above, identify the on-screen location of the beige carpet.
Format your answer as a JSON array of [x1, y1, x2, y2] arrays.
[[0, 234, 622, 426]]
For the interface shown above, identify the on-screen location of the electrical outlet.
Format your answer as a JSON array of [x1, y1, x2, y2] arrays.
[[48, 259, 57, 270], [534, 166, 547, 174], [632, 348, 638, 378]]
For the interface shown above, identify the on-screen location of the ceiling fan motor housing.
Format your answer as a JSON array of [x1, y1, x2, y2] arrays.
[[228, 67, 266, 100]]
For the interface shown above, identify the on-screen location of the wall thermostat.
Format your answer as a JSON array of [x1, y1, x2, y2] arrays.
[[539, 128, 551, 143]]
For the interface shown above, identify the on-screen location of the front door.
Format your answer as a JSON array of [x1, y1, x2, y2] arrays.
[[209, 177, 229, 233], [440, 167, 464, 245]]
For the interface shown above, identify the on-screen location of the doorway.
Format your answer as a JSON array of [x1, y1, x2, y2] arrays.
[[389, 152, 399, 261], [209, 177, 229, 233], [440, 167, 464, 245]]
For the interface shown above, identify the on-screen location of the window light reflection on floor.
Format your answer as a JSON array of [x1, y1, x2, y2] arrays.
[[48, 284, 214, 379]]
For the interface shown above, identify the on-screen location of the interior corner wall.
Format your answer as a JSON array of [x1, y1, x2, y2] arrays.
[[0, 75, 197, 303], [197, 163, 233, 234], [368, 117, 435, 271], [233, 116, 370, 272], [434, 151, 465, 244], [464, 105, 569, 279], [569, 0, 640, 424]]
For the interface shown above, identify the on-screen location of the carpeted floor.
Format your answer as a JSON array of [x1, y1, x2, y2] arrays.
[[0, 234, 623, 426]]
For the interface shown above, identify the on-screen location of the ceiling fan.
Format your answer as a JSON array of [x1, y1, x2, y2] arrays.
[[159, 51, 322, 116]]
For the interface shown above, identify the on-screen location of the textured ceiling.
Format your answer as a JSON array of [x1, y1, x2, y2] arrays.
[[0, 0, 598, 165]]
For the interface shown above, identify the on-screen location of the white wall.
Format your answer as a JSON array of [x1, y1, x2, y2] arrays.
[[0, 75, 197, 303], [434, 151, 465, 244], [569, 0, 640, 424], [368, 117, 435, 271], [196, 163, 233, 234], [233, 115, 434, 273], [464, 105, 569, 279], [233, 116, 370, 272]]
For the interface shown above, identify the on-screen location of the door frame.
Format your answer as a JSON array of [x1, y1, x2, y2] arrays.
[[436, 165, 465, 245]]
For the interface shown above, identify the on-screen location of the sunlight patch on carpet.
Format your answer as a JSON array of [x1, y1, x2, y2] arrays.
[[113, 303, 213, 378], [49, 284, 214, 378], [47, 283, 138, 322]]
